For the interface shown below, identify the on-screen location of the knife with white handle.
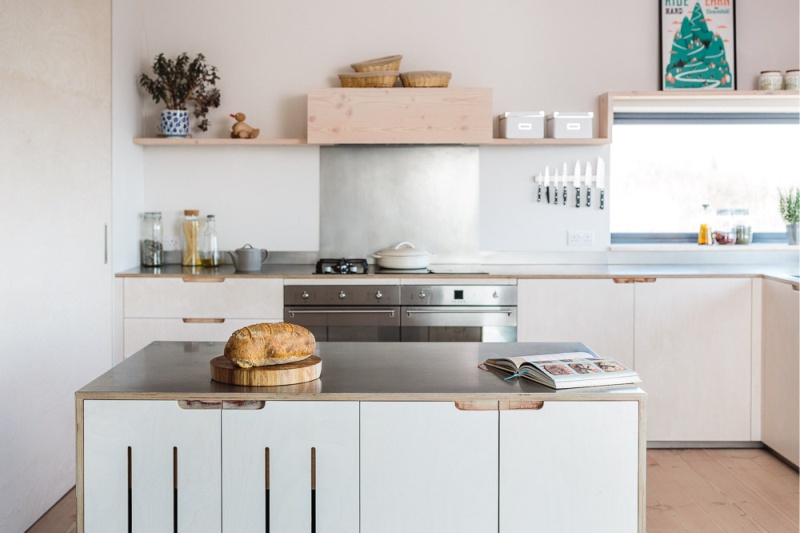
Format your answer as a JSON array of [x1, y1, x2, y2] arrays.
[[544, 166, 551, 204], [574, 162, 582, 208], [596, 157, 606, 209], [535, 172, 543, 202], [562, 162, 568, 205]]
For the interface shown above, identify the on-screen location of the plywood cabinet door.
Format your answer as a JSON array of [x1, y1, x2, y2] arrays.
[[222, 401, 359, 533], [83, 400, 221, 533], [499, 401, 640, 533], [762, 279, 799, 466], [360, 402, 499, 533], [635, 278, 752, 442], [517, 279, 635, 367]]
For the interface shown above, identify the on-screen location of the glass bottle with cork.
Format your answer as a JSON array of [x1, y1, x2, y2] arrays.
[[181, 209, 201, 266], [697, 204, 713, 245], [200, 214, 219, 267]]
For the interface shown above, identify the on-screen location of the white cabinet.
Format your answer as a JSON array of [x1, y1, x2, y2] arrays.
[[635, 278, 753, 442], [518, 279, 635, 367], [518, 277, 753, 442], [83, 400, 222, 533], [360, 402, 499, 533], [500, 401, 640, 533], [122, 277, 283, 357], [222, 401, 359, 533], [762, 279, 799, 466]]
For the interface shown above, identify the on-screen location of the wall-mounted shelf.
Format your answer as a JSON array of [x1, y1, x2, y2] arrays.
[[133, 137, 307, 146], [488, 138, 610, 146]]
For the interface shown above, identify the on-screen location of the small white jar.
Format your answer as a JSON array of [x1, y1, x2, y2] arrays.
[[785, 69, 799, 90], [759, 70, 784, 90]]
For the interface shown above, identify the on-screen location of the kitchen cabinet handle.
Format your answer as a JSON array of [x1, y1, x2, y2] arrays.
[[454, 401, 544, 411], [223, 400, 266, 410], [177, 400, 222, 410], [793, 284, 799, 292], [454, 401, 498, 411], [288, 309, 396, 317], [406, 308, 515, 316], [499, 401, 544, 410], [613, 277, 656, 284], [182, 276, 225, 283], [182, 318, 225, 324]]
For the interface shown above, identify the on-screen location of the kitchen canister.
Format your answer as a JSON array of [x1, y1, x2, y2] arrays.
[[140, 212, 163, 266], [784, 69, 799, 90], [759, 71, 784, 90], [182, 209, 201, 266]]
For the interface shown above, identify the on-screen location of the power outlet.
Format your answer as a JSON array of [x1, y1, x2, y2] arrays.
[[567, 230, 594, 247], [163, 236, 179, 251]]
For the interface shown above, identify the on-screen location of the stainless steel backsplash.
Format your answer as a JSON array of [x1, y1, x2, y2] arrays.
[[320, 146, 480, 262]]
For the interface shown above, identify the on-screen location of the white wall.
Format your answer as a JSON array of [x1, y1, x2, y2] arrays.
[[0, 1, 113, 531], [116, 0, 800, 261]]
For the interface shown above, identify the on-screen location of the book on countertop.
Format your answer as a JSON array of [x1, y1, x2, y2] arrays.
[[484, 352, 641, 389]]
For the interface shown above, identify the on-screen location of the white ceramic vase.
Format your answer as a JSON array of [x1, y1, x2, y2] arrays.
[[160, 109, 189, 137], [787, 223, 799, 245]]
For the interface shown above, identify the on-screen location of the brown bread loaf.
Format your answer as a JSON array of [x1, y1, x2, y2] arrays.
[[224, 322, 316, 368]]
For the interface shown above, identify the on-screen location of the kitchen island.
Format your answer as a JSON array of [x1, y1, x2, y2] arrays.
[[76, 341, 646, 532]]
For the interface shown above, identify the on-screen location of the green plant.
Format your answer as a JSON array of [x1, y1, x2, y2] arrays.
[[779, 187, 800, 225], [139, 52, 221, 131]]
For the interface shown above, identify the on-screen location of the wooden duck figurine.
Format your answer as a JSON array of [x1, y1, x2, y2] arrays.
[[230, 113, 260, 139]]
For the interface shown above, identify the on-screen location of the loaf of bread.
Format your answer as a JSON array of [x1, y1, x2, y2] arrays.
[[224, 322, 316, 368]]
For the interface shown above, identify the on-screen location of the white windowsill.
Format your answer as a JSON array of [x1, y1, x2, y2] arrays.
[[610, 243, 799, 252]]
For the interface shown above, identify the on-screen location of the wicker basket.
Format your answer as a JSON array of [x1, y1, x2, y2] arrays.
[[339, 71, 399, 88], [399, 71, 452, 88], [350, 55, 403, 73]]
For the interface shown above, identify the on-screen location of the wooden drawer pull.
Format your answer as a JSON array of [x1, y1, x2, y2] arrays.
[[499, 401, 544, 411], [454, 401, 498, 411], [182, 276, 225, 283], [177, 400, 222, 410], [182, 318, 225, 324], [613, 277, 656, 284], [223, 400, 266, 410], [454, 401, 544, 411]]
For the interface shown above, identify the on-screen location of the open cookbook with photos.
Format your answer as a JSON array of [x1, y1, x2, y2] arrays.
[[484, 352, 641, 389]]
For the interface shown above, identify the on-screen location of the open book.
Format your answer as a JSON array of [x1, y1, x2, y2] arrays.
[[484, 352, 640, 389]]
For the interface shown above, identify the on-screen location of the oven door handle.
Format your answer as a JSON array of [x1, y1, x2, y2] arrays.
[[404, 307, 515, 317], [287, 309, 396, 317]]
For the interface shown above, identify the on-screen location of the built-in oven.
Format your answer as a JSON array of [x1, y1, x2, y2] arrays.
[[284, 284, 517, 343]]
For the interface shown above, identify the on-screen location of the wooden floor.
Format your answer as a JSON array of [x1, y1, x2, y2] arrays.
[[26, 448, 799, 532]]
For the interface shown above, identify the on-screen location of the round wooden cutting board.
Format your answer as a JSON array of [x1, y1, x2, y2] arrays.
[[210, 355, 321, 386]]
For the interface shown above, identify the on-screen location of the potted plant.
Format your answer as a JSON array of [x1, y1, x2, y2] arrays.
[[779, 187, 800, 245], [139, 52, 221, 137]]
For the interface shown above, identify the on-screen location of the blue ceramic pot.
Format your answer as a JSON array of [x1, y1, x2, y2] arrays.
[[160, 109, 189, 137]]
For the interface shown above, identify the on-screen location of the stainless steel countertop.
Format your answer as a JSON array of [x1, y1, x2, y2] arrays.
[[76, 341, 645, 401]]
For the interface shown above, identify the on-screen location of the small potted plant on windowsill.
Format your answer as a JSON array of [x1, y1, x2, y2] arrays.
[[139, 52, 221, 137], [779, 187, 800, 245]]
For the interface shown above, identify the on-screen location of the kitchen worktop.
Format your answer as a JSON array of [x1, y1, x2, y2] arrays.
[[115, 263, 800, 285], [75, 341, 645, 401]]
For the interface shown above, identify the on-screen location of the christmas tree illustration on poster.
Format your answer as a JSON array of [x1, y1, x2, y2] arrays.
[[661, 1, 736, 89]]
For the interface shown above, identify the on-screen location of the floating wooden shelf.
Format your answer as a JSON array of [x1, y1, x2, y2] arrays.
[[133, 137, 307, 146], [488, 138, 609, 146]]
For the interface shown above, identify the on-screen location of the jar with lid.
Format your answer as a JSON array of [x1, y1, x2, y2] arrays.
[[697, 204, 713, 245], [140, 212, 163, 266], [200, 214, 219, 267], [181, 209, 201, 266], [785, 69, 799, 90], [733, 208, 752, 244], [759, 71, 784, 90], [714, 208, 736, 245]]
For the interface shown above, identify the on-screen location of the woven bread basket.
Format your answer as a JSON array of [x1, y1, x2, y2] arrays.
[[350, 55, 403, 73], [339, 71, 399, 88], [400, 71, 452, 88]]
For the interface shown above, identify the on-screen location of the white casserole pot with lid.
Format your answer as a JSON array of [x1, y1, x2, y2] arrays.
[[372, 241, 433, 269]]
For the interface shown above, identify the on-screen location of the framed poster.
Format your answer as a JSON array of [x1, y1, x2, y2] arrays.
[[660, 0, 737, 90]]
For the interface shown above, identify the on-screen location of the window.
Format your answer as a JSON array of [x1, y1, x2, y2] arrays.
[[610, 114, 800, 242]]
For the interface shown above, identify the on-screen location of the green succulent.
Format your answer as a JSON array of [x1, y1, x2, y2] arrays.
[[779, 187, 800, 225], [139, 52, 221, 132]]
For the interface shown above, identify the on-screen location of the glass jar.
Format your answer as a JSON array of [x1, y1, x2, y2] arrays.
[[759, 71, 784, 90], [181, 209, 201, 266], [140, 212, 163, 266], [785, 69, 799, 90], [733, 208, 752, 244], [697, 204, 713, 245], [714, 209, 736, 245], [200, 214, 219, 267]]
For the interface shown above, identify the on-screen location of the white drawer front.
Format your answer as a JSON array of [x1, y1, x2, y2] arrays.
[[124, 318, 279, 358], [124, 278, 283, 318]]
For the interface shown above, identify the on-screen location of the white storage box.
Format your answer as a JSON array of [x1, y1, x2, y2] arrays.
[[499, 111, 545, 139], [546, 112, 593, 139]]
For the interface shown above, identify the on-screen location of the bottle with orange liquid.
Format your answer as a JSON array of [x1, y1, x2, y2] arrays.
[[697, 204, 713, 245]]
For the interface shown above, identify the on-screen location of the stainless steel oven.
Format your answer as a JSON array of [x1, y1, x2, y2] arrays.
[[284, 284, 516, 342]]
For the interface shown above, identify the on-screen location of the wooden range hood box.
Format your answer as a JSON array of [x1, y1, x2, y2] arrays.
[[307, 88, 492, 144]]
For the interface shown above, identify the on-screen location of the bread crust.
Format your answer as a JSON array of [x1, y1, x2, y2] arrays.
[[224, 322, 316, 368]]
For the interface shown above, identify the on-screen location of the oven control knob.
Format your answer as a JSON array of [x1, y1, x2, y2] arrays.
[[418, 290, 426, 299], [375, 290, 383, 299], [339, 290, 347, 299], [302, 291, 309, 299]]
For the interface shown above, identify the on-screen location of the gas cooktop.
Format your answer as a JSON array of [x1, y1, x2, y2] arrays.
[[314, 258, 488, 275]]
